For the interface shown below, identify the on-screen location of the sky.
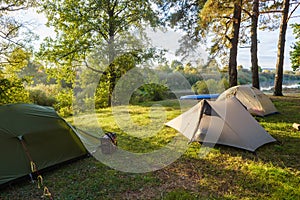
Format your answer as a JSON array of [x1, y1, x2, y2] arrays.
[[20, 8, 299, 71], [237, 22, 297, 71]]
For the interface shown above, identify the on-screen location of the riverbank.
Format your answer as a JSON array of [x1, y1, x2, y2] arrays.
[[262, 83, 300, 94]]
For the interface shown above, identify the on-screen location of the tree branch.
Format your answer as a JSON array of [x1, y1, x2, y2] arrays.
[[0, 3, 29, 12], [82, 54, 106, 74], [115, 2, 128, 16], [242, 8, 252, 17], [260, 10, 282, 14], [287, 2, 300, 22], [225, 35, 232, 42]]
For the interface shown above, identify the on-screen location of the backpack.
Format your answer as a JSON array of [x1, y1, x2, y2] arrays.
[[100, 132, 117, 154]]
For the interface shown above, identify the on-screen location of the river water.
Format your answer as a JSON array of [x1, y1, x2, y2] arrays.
[[261, 83, 300, 91]]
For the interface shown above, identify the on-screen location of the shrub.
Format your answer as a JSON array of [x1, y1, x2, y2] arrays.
[[192, 80, 209, 94], [219, 77, 230, 91], [28, 84, 58, 107], [192, 79, 227, 94], [29, 89, 56, 106], [130, 83, 169, 103]]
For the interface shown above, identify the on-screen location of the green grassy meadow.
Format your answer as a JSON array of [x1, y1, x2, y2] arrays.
[[1, 95, 300, 199]]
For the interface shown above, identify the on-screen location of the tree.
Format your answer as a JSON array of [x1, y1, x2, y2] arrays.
[[274, 0, 300, 96], [160, 0, 260, 87], [247, 0, 281, 89], [157, 0, 207, 59], [274, 0, 290, 96], [228, 0, 242, 87], [290, 23, 300, 71], [38, 0, 160, 105], [250, 0, 260, 89], [170, 60, 184, 71], [199, 0, 243, 87], [0, 1, 38, 104], [0, 0, 37, 66]]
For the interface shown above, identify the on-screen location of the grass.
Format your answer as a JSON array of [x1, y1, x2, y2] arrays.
[[1, 95, 300, 199]]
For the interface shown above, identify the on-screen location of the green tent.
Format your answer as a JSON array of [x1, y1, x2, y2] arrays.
[[0, 104, 87, 185]]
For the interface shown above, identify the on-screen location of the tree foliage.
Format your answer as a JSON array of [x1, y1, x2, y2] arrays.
[[0, 48, 31, 104], [156, 0, 207, 59], [0, 0, 39, 104], [39, 0, 159, 63], [0, 0, 37, 64], [199, 0, 243, 87], [291, 23, 300, 71], [38, 0, 161, 105], [0, 78, 29, 104]]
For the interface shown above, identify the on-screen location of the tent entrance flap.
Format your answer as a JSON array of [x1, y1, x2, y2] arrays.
[[190, 100, 205, 143]]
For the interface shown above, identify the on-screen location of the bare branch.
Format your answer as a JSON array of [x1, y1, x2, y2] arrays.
[[3, 23, 23, 38], [83, 60, 106, 74], [82, 53, 106, 74], [260, 10, 282, 14], [225, 35, 232, 42], [289, 14, 300, 18], [287, 2, 300, 22], [0, 4, 29, 12], [0, 34, 26, 49], [242, 8, 252, 17]]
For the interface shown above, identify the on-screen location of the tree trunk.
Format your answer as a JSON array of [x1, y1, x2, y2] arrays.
[[228, 0, 242, 87], [107, 6, 117, 106], [274, 0, 290, 96], [107, 63, 116, 106], [251, 0, 260, 89]]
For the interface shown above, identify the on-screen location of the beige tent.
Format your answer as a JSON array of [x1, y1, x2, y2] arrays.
[[217, 85, 277, 116], [166, 97, 276, 152]]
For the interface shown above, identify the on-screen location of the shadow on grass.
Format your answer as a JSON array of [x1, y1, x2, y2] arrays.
[[266, 95, 300, 123], [1, 143, 299, 199], [1, 96, 299, 199], [153, 146, 300, 200]]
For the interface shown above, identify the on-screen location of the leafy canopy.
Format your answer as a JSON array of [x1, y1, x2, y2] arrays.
[[291, 23, 300, 71], [38, 0, 160, 66], [0, 48, 31, 104], [0, 0, 37, 63]]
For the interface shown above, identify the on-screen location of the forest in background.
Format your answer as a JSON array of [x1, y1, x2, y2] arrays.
[[1, 0, 300, 116], [2, 55, 299, 117]]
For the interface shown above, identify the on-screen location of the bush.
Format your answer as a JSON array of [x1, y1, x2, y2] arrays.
[[130, 83, 169, 103], [219, 77, 229, 91], [28, 84, 74, 117], [29, 89, 56, 106], [192, 80, 209, 94], [28, 84, 58, 107], [192, 79, 227, 94]]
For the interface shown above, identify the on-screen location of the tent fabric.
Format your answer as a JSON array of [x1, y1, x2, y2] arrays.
[[165, 97, 276, 152], [0, 104, 87, 185], [216, 85, 277, 116]]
